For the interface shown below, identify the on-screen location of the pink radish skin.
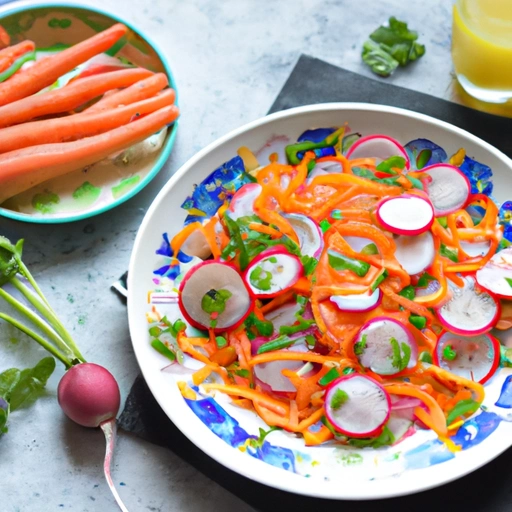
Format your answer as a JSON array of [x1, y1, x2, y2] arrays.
[[228, 183, 262, 220], [264, 301, 303, 333], [421, 164, 471, 216], [436, 276, 500, 336], [394, 231, 435, 276], [476, 247, 512, 299], [179, 261, 254, 332], [376, 195, 434, 236], [285, 213, 324, 259], [57, 363, 120, 428], [345, 134, 410, 169], [330, 288, 382, 313], [434, 331, 500, 384], [243, 247, 303, 298], [325, 374, 391, 438]]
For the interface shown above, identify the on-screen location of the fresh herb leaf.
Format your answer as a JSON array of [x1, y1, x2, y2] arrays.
[[223, 213, 249, 270], [419, 350, 433, 364], [0, 236, 23, 286], [249, 426, 282, 448], [361, 243, 379, 255], [279, 312, 315, 336], [318, 367, 340, 386], [9, 357, 55, 411], [376, 156, 406, 173], [0, 368, 21, 401], [390, 338, 411, 372], [215, 336, 228, 348], [330, 388, 349, 410], [235, 368, 250, 379], [443, 344, 457, 361], [417, 272, 435, 287], [399, 285, 415, 301], [354, 334, 367, 356], [505, 277, 512, 288], [244, 312, 274, 337], [446, 399, 480, 425], [409, 314, 427, 330], [362, 39, 399, 77], [349, 425, 395, 448], [0, 397, 8, 434], [201, 288, 233, 315], [151, 339, 176, 361], [440, 244, 459, 263], [319, 219, 331, 233], [301, 255, 319, 276]]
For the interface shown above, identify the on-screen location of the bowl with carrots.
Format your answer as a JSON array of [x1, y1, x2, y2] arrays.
[[0, 1, 179, 223]]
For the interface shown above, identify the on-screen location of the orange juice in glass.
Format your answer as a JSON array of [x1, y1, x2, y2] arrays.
[[452, 0, 512, 103]]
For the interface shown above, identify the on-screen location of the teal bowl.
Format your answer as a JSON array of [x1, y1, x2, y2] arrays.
[[0, 1, 178, 223]]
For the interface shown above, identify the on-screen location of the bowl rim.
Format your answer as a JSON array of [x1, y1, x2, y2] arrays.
[[128, 102, 512, 500], [0, 0, 179, 224]]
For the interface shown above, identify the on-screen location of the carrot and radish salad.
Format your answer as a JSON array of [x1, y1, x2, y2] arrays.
[[0, 23, 178, 204], [149, 127, 512, 448]]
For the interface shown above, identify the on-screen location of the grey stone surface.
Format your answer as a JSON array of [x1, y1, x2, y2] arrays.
[[0, 0, 456, 510]]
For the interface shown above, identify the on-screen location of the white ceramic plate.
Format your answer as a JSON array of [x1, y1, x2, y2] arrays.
[[128, 103, 512, 500]]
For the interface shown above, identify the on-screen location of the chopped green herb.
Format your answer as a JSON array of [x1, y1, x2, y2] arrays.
[[148, 325, 161, 337], [328, 249, 370, 277], [215, 336, 228, 348], [245, 312, 274, 337], [390, 337, 411, 372], [409, 314, 427, 330], [399, 285, 415, 301], [505, 277, 512, 288], [443, 344, 457, 361], [301, 255, 319, 276], [173, 319, 187, 333], [361, 243, 379, 255], [354, 334, 367, 356], [279, 312, 315, 336], [305, 334, 316, 347], [235, 368, 250, 379], [361, 39, 399, 77], [320, 219, 332, 233], [201, 288, 232, 315], [417, 272, 435, 288], [249, 426, 282, 448], [419, 351, 433, 364], [440, 244, 459, 263], [370, 269, 388, 291], [223, 213, 249, 270], [376, 156, 406, 173], [256, 335, 296, 354], [249, 265, 273, 291], [151, 339, 176, 361], [318, 367, 340, 386], [349, 425, 395, 448], [416, 149, 432, 170], [330, 209, 343, 220], [342, 367, 355, 375], [269, 256, 278, 263], [330, 388, 349, 410], [437, 216, 448, 228], [446, 399, 480, 425]]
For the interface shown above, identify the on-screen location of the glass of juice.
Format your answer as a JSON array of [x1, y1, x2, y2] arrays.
[[452, 0, 512, 104]]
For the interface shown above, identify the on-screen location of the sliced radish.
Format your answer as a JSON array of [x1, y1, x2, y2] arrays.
[[253, 340, 309, 393], [325, 374, 391, 438], [436, 276, 500, 335], [354, 317, 418, 376], [376, 195, 434, 236], [179, 261, 254, 332], [285, 213, 323, 259], [181, 229, 212, 260], [345, 134, 410, 169], [394, 231, 435, 276], [343, 236, 375, 253], [228, 183, 262, 220], [460, 240, 491, 258], [264, 300, 303, 332], [330, 288, 382, 313], [476, 247, 512, 298], [243, 248, 303, 298], [255, 135, 290, 165], [434, 331, 500, 384], [422, 164, 471, 216]]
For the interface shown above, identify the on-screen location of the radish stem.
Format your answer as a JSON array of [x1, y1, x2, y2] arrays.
[[100, 419, 129, 512], [0, 312, 71, 368]]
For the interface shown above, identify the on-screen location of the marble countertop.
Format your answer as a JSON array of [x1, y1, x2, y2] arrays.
[[0, 0, 457, 510]]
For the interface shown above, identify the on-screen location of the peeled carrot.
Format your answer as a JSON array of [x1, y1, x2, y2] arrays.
[[0, 105, 179, 203], [0, 26, 10, 49], [0, 89, 176, 153], [86, 73, 170, 112], [0, 24, 128, 106], [0, 40, 35, 73], [0, 68, 155, 128]]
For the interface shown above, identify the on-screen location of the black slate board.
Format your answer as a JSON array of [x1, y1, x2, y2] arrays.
[[119, 55, 512, 512]]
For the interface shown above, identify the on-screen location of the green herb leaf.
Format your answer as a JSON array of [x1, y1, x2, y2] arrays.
[[390, 338, 411, 372], [440, 244, 459, 263], [224, 213, 249, 270], [318, 367, 340, 386], [330, 388, 349, 410], [399, 285, 415, 301], [249, 265, 273, 291], [505, 277, 512, 288], [301, 255, 319, 276], [235, 368, 250, 379], [446, 399, 480, 425], [376, 156, 406, 173], [319, 219, 332, 233], [419, 350, 433, 364], [279, 312, 315, 336], [342, 367, 355, 375], [327, 249, 370, 277], [249, 426, 282, 448], [215, 336, 228, 349], [361, 39, 399, 77], [442, 344, 457, 361], [201, 288, 233, 315], [0, 398, 8, 434], [151, 339, 176, 361], [349, 425, 395, 448], [361, 243, 379, 255], [409, 314, 427, 330], [244, 312, 274, 337], [417, 272, 436, 287], [0, 236, 23, 286], [0, 368, 21, 401], [9, 357, 55, 411], [354, 334, 367, 356]]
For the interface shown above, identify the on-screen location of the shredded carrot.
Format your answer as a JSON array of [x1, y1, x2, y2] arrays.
[[248, 222, 283, 238]]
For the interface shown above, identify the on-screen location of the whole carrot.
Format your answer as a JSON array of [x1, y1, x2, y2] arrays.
[[0, 67, 154, 128], [0, 105, 179, 203], [86, 73, 170, 112], [0, 90, 176, 153], [0, 23, 128, 106], [0, 40, 36, 73]]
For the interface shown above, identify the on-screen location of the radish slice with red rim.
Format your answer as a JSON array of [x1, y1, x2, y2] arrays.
[[181, 229, 212, 260], [325, 374, 391, 438], [179, 261, 254, 331], [228, 183, 262, 220], [436, 276, 500, 335], [343, 236, 377, 254], [394, 231, 435, 276], [330, 288, 381, 313], [434, 331, 500, 384], [354, 317, 418, 375], [285, 213, 324, 259], [264, 300, 303, 332], [422, 164, 471, 216], [476, 247, 512, 298], [460, 240, 491, 258], [376, 195, 434, 236], [243, 248, 303, 298], [345, 134, 410, 169]]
